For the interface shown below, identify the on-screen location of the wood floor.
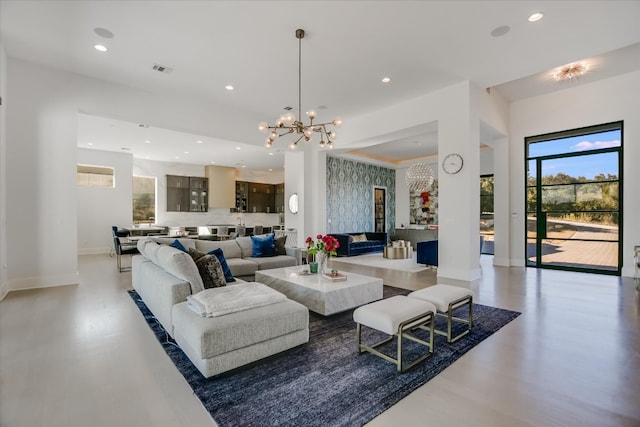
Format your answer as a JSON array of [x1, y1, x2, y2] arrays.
[[1, 254, 639, 427]]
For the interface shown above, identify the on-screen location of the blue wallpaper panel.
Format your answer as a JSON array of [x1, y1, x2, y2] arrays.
[[326, 157, 396, 233]]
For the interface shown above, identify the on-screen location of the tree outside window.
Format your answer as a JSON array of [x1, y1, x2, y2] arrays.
[[133, 176, 156, 224]]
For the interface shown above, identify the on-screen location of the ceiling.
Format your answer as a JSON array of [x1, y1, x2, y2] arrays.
[[2, 1, 639, 170]]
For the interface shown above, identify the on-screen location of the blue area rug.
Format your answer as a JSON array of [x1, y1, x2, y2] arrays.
[[128, 287, 520, 426]]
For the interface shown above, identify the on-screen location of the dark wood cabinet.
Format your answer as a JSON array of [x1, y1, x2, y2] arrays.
[[235, 181, 248, 212], [189, 177, 208, 212], [166, 175, 190, 212], [236, 181, 281, 213], [166, 175, 208, 212], [274, 183, 285, 213]]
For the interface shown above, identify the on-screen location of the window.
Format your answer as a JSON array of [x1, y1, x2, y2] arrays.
[[480, 175, 494, 255], [77, 164, 114, 187], [133, 176, 156, 224]]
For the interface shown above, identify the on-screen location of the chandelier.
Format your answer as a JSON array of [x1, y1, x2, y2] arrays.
[[405, 163, 435, 193], [552, 62, 589, 81], [259, 29, 342, 150]]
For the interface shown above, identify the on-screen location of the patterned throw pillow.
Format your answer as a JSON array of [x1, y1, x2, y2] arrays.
[[207, 248, 236, 283], [194, 254, 227, 289], [188, 247, 206, 262], [351, 233, 368, 242], [274, 236, 287, 255]]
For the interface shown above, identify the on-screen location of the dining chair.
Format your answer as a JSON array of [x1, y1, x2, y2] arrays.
[[112, 231, 139, 272]]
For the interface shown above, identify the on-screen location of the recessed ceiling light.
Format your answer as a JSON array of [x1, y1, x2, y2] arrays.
[[381, 77, 391, 83], [268, 152, 274, 156], [94, 44, 108, 52], [94, 27, 114, 39], [225, 85, 234, 91], [242, 165, 246, 168], [236, 147, 241, 150], [87, 142, 94, 146], [184, 151, 189, 154], [528, 12, 544, 22], [210, 161, 216, 164], [490, 25, 510, 37], [269, 168, 273, 171], [196, 140, 203, 144], [175, 156, 180, 160], [145, 140, 151, 144]]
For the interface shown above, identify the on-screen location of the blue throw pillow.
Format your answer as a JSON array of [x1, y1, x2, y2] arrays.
[[170, 239, 188, 252], [207, 248, 236, 283], [251, 234, 275, 257]]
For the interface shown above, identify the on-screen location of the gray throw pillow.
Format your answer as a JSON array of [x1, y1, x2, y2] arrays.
[[195, 254, 227, 289], [188, 247, 206, 262], [274, 236, 287, 255]]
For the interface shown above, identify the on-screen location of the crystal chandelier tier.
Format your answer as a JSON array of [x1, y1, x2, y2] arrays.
[[259, 29, 342, 150], [405, 163, 435, 193]]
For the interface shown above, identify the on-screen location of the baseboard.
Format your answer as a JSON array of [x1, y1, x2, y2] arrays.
[[7, 272, 79, 293], [436, 266, 481, 283], [621, 265, 635, 279], [78, 246, 111, 255], [492, 257, 510, 267], [0, 281, 8, 300]]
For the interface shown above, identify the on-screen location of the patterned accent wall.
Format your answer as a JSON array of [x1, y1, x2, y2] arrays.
[[326, 157, 396, 233]]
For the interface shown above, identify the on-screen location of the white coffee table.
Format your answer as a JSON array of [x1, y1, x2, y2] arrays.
[[255, 267, 383, 316]]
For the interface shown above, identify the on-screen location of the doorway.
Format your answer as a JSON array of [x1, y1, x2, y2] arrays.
[[373, 186, 386, 233], [525, 122, 622, 275]]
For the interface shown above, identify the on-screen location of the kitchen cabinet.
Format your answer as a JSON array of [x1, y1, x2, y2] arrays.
[[274, 183, 285, 213], [235, 182, 282, 213], [205, 165, 235, 208], [166, 175, 208, 212], [235, 181, 248, 212], [166, 175, 190, 212], [189, 177, 208, 212]]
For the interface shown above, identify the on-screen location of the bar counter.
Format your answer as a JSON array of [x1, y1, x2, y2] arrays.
[[392, 227, 438, 249]]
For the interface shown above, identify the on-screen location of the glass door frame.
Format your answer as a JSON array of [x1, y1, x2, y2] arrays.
[[525, 121, 624, 276]]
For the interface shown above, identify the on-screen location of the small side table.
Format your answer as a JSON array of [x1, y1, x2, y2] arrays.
[[383, 241, 413, 259]]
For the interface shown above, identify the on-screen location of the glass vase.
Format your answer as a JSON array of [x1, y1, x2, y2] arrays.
[[317, 252, 328, 275]]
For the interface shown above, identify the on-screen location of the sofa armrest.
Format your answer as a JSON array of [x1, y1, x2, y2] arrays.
[[330, 234, 352, 257], [285, 246, 302, 265], [417, 240, 438, 266]]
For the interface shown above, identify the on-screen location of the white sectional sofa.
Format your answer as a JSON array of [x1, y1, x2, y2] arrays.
[[132, 238, 309, 378], [150, 235, 301, 281]]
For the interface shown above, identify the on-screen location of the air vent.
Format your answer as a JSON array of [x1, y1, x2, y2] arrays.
[[152, 64, 173, 74], [283, 106, 293, 111], [137, 123, 150, 128]]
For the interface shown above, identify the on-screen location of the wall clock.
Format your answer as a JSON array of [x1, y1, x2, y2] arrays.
[[442, 153, 464, 174], [288, 193, 299, 214]]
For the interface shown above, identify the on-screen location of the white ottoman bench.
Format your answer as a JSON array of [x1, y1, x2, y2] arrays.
[[353, 295, 436, 372], [408, 284, 473, 343]]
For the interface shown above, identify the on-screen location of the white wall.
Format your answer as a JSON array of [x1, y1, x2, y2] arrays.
[[3, 57, 280, 292], [0, 43, 8, 298], [6, 59, 79, 291], [77, 149, 133, 254], [509, 70, 640, 277], [335, 80, 509, 282]]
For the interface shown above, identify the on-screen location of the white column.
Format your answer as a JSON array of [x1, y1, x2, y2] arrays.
[[436, 87, 482, 283]]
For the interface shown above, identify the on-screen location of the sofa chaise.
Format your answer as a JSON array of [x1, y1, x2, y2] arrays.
[[132, 237, 309, 378]]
